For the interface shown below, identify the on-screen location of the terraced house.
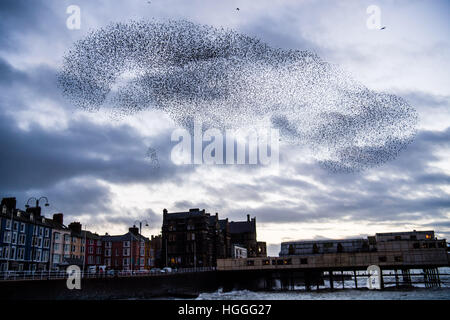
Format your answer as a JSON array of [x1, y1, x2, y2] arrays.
[[0, 197, 53, 272]]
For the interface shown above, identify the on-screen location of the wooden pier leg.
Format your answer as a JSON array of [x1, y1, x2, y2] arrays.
[[423, 269, 428, 288], [353, 270, 358, 289], [380, 268, 384, 289], [305, 271, 311, 291], [341, 270, 345, 289], [395, 269, 399, 288], [329, 271, 334, 290], [436, 268, 441, 288]]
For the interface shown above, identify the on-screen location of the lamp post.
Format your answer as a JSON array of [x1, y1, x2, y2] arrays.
[[25, 197, 49, 272], [133, 220, 149, 271]]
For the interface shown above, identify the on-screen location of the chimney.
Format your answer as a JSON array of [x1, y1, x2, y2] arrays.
[[53, 213, 64, 225], [68, 222, 82, 234], [129, 226, 139, 235], [163, 208, 168, 215], [1, 197, 16, 211], [26, 206, 41, 217], [247, 214, 250, 222]]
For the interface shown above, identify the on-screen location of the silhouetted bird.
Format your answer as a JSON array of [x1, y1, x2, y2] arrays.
[[236, 8, 240, 11], [380, 26, 386, 30]]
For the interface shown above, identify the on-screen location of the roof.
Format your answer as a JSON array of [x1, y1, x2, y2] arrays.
[[81, 230, 101, 239], [229, 220, 255, 234], [218, 219, 228, 230], [101, 231, 149, 242], [281, 238, 366, 245], [165, 210, 208, 220]]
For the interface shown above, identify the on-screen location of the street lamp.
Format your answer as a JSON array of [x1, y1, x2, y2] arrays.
[[133, 220, 149, 235], [132, 220, 149, 271], [25, 196, 50, 209]]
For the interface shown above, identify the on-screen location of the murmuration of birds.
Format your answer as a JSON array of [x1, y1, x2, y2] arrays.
[[57, 19, 418, 173]]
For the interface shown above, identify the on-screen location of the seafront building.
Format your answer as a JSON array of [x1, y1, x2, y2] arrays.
[[161, 208, 267, 268]]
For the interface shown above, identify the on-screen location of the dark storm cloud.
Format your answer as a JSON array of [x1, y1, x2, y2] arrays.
[[0, 109, 192, 192], [199, 126, 450, 227]]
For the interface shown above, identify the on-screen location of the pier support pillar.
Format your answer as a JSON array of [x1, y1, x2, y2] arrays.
[[329, 271, 334, 290], [395, 269, 399, 287], [353, 270, 358, 289]]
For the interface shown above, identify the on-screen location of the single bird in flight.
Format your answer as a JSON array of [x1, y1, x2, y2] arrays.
[[380, 26, 386, 30]]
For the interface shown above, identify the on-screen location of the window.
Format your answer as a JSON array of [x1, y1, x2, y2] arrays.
[[6, 219, 11, 230], [39, 227, 43, 237], [71, 245, 76, 252], [54, 243, 60, 251], [263, 259, 270, 265], [413, 242, 420, 249], [54, 233, 60, 241], [33, 226, 38, 235], [428, 242, 436, 248], [20, 223, 25, 233], [89, 246, 94, 254], [17, 248, 25, 260], [97, 240, 102, 246], [10, 247, 16, 260], [410, 235, 417, 240], [96, 247, 102, 255], [378, 256, 387, 263], [276, 259, 283, 265], [283, 259, 292, 265], [3, 231, 11, 243], [43, 238, 50, 248], [123, 248, 130, 256], [64, 244, 70, 252], [3, 247, 9, 259], [18, 234, 26, 245], [246, 260, 254, 266], [300, 258, 308, 264], [395, 236, 401, 240], [88, 256, 94, 264], [123, 258, 129, 266], [45, 228, 49, 237], [105, 249, 111, 257], [42, 251, 49, 262], [89, 240, 94, 245], [35, 249, 42, 262], [53, 254, 61, 263], [11, 232, 17, 244], [123, 241, 130, 248], [13, 222, 18, 231], [81, 246, 85, 253], [64, 235, 70, 242]]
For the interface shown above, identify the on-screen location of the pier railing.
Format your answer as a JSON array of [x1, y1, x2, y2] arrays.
[[0, 266, 216, 281]]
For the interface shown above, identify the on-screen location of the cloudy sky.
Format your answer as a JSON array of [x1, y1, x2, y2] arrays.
[[0, 0, 449, 256]]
